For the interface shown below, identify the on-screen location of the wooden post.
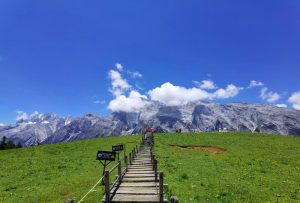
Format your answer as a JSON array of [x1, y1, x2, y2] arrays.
[[159, 172, 164, 203], [170, 196, 179, 203], [64, 199, 74, 203], [136, 145, 138, 153], [154, 160, 158, 182], [104, 171, 110, 203], [118, 161, 122, 183], [124, 155, 128, 171], [152, 155, 155, 170], [129, 152, 132, 165]]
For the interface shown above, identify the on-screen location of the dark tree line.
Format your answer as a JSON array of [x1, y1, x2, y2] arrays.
[[0, 136, 22, 150]]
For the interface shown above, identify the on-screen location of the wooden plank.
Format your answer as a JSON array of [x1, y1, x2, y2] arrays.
[[120, 182, 159, 187], [122, 177, 158, 182], [124, 173, 155, 177], [127, 171, 155, 174], [115, 187, 158, 195], [111, 194, 159, 203], [128, 166, 153, 170]]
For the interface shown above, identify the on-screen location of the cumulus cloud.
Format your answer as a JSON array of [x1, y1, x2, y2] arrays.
[[193, 80, 217, 89], [16, 111, 29, 121], [288, 91, 300, 110], [108, 90, 149, 112], [148, 82, 210, 106], [199, 80, 217, 89], [107, 63, 242, 110], [115, 63, 123, 71], [248, 80, 264, 88], [148, 82, 242, 106], [108, 66, 148, 112], [276, 104, 287, 108], [212, 84, 242, 99], [0, 123, 5, 127], [260, 87, 280, 103], [108, 70, 131, 96]]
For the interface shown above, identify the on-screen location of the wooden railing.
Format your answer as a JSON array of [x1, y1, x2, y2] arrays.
[[70, 136, 178, 203]]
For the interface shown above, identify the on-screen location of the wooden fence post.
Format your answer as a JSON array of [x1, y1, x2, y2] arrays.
[[129, 152, 132, 165], [104, 171, 110, 203], [118, 161, 122, 184], [170, 196, 179, 203], [125, 155, 128, 171], [152, 155, 155, 170], [159, 172, 164, 203], [154, 160, 158, 182]]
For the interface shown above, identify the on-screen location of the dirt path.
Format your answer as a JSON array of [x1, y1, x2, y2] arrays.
[[170, 145, 226, 154]]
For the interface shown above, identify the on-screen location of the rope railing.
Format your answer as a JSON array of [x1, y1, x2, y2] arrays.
[[75, 144, 138, 203], [77, 176, 104, 203], [72, 133, 174, 203]]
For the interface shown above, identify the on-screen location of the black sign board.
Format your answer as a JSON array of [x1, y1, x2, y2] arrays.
[[96, 151, 116, 161], [112, 144, 124, 152]]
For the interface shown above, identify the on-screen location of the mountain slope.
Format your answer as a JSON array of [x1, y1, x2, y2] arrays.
[[1, 102, 300, 146]]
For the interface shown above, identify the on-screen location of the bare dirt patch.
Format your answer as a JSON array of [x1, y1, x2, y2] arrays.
[[170, 145, 226, 154]]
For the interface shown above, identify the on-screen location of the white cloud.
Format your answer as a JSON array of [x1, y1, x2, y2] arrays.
[[107, 64, 242, 110], [276, 104, 287, 108], [248, 80, 264, 88], [108, 70, 131, 96], [16, 111, 28, 121], [148, 82, 242, 106], [0, 123, 5, 127], [94, 100, 106, 104], [108, 90, 149, 112], [115, 63, 123, 71], [148, 82, 210, 106], [260, 87, 280, 103], [129, 71, 143, 78], [212, 84, 242, 99], [199, 80, 217, 89], [288, 91, 300, 110]]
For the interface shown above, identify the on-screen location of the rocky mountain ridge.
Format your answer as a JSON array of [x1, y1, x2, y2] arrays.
[[1, 102, 299, 147]]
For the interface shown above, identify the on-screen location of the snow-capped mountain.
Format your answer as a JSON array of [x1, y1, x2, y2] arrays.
[[0, 113, 70, 146], [1, 102, 300, 147]]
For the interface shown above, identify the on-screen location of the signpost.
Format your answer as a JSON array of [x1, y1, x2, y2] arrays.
[[97, 150, 116, 184], [97, 151, 116, 161], [112, 144, 125, 161]]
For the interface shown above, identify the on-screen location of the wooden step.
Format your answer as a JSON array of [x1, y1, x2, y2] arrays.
[[122, 177, 158, 182], [115, 186, 158, 195], [111, 194, 159, 203], [127, 171, 154, 174], [124, 173, 155, 177], [120, 182, 159, 187]]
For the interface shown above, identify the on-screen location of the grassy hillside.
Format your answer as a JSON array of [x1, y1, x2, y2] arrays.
[[0, 132, 299, 202], [155, 132, 300, 202], [0, 136, 141, 203]]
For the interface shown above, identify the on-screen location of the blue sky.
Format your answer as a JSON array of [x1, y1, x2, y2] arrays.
[[0, 0, 300, 124]]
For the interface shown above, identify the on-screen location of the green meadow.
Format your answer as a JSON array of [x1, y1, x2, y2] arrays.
[[155, 133, 300, 202], [0, 136, 140, 203], [0, 132, 299, 202]]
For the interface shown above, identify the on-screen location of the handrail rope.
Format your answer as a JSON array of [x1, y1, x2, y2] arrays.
[[77, 176, 104, 203], [78, 142, 140, 202], [109, 162, 119, 173]]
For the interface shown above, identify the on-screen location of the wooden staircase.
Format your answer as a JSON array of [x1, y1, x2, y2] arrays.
[[104, 145, 166, 203]]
